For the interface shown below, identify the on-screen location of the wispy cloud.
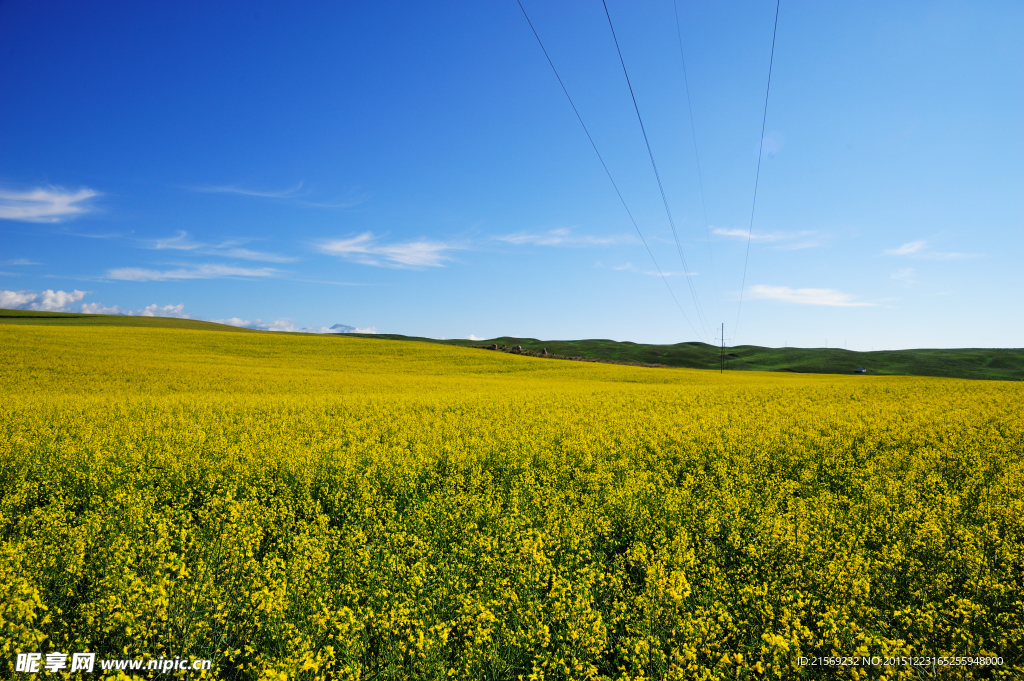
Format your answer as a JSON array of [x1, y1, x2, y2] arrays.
[[713, 227, 820, 249], [2, 258, 38, 266], [146, 231, 298, 263], [495, 227, 630, 247], [749, 284, 874, 307], [187, 182, 368, 208], [190, 182, 306, 199], [882, 240, 975, 260], [105, 264, 279, 281], [714, 227, 782, 241], [0, 186, 98, 223], [318, 232, 460, 268], [605, 262, 693, 277], [891, 268, 915, 286], [758, 130, 785, 157]]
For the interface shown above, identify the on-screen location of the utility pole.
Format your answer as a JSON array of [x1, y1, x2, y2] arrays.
[[715, 323, 730, 374]]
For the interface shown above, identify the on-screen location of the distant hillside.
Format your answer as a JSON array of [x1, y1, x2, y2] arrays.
[[350, 334, 1024, 382], [3, 309, 1020, 380]]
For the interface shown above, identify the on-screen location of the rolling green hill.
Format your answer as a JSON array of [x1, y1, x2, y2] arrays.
[[3, 308, 1021, 380], [0, 308, 256, 332]]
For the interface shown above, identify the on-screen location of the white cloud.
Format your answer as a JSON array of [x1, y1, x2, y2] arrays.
[[467, 334, 483, 341], [318, 232, 459, 268], [0, 289, 88, 311], [105, 264, 279, 281], [140, 303, 187, 317], [0, 290, 39, 308], [749, 284, 874, 307], [882, 240, 974, 260], [0, 186, 99, 223], [2, 258, 38, 266], [495, 227, 628, 247], [0, 289, 189, 315], [79, 302, 124, 314]]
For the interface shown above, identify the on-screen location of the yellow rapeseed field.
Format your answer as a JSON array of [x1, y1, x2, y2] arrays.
[[1, 325, 1021, 680]]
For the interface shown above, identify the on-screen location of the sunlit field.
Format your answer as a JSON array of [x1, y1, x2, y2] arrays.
[[1, 325, 1021, 680]]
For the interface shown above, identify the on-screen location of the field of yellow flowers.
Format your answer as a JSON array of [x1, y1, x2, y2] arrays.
[[1, 324, 1022, 680]]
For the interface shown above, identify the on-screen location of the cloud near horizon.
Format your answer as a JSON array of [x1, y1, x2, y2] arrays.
[[0, 288, 87, 311], [749, 284, 874, 307], [0, 186, 99, 223], [0, 289, 189, 317], [215, 315, 376, 331], [318, 232, 459, 268]]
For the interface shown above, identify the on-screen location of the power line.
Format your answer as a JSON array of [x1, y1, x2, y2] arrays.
[[672, 0, 721, 325], [734, 0, 781, 343], [600, 0, 710, 342], [514, 0, 702, 341]]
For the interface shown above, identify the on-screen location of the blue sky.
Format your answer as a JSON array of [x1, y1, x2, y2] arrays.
[[1, 0, 1021, 349]]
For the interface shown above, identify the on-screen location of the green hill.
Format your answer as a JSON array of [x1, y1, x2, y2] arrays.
[[0, 308, 256, 332], [3, 308, 1021, 380]]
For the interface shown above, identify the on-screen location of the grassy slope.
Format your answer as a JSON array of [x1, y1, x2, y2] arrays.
[[3, 308, 1021, 380]]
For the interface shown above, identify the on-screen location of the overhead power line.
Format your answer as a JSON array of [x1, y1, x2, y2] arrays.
[[672, 0, 720, 325], [734, 0, 781, 344], [514, 0, 702, 341], [600, 0, 710, 343]]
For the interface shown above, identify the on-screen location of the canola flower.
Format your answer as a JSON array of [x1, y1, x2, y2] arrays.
[[0, 324, 1022, 680]]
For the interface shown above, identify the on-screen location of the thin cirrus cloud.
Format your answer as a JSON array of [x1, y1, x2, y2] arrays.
[[749, 285, 874, 307], [318, 232, 461, 268], [148, 230, 297, 263], [606, 262, 693, 277], [189, 182, 306, 199], [105, 264, 279, 282], [0, 186, 98, 223], [882, 240, 974, 260], [713, 227, 820, 250], [495, 228, 631, 247], [188, 181, 368, 208]]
